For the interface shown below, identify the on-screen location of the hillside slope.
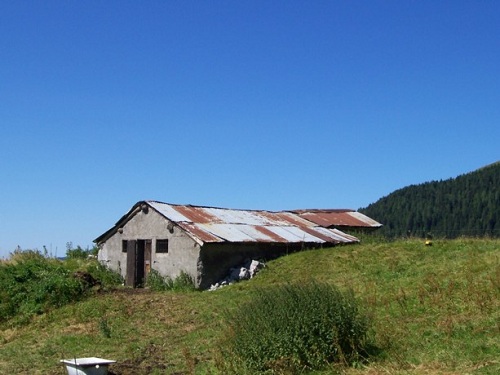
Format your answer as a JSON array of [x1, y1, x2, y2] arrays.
[[0, 239, 498, 374], [360, 162, 500, 238]]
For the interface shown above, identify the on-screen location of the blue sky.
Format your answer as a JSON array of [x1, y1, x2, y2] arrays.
[[1, 1, 498, 257]]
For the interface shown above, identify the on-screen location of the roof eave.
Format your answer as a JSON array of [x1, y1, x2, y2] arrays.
[[93, 201, 145, 244]]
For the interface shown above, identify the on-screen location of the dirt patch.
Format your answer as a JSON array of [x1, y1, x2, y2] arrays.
[[108, 342, 174, 375], [60, 322, 93, 335], [104, 287, 152, 295]]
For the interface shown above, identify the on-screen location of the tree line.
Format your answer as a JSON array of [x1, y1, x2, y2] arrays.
[[360, 162, 500, 238]]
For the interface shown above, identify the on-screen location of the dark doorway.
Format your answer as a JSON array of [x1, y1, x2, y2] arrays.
[[125, 239, 152, 287]]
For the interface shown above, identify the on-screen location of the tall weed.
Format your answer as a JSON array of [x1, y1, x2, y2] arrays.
[[219, 281, 371, 373], [146, 269, 195, 292]]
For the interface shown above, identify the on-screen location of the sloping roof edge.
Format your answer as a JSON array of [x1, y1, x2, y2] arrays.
[[94, 200, 364, 246], [93, 201, 145, 244]]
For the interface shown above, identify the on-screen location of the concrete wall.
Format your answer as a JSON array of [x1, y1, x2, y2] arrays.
[[197, 242, 310, 289], [97, 207, 202, 286]]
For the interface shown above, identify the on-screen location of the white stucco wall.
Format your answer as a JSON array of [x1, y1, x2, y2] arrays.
[[97, 207, 202, 286]]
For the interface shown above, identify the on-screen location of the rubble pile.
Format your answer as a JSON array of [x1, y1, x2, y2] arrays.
[[209, 260, 265, 291]]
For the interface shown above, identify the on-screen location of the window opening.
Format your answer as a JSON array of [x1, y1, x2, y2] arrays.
[[156, 239, 169, 253]]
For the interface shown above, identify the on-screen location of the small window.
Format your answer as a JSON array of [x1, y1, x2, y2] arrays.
[[122, 240, 128, 253], [156, 239, 169, 253]]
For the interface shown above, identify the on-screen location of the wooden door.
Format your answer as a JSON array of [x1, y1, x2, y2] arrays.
[[126, 240, 137, 287], [144, 240, 152, 280]]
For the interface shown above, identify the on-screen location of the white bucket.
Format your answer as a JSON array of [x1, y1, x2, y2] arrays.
[[60, 357, 116, 375]]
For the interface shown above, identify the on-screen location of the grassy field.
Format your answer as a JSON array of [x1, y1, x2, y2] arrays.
[[0, 238, 499, 374]]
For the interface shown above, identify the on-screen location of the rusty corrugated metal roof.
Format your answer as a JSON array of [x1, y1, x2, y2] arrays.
[[293, 209, 382, 228], [147, 201, 358, 245]]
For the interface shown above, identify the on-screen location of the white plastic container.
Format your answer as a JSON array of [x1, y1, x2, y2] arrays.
[[60, 357, 116, 375]]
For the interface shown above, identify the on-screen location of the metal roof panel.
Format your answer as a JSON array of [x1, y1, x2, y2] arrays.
[[177, 223, 224, 243], [196, 223, 257, 242], [330, 228, 360, 242], [173, 205, 220, 223], [202, 207, 273, 225], [297, 210, 382, 228], [264, 226, 325, 243], [273, 211, 318, 227], [148, 201, 192, 222], [143, 201, 361, 245], [347, 212, 383, 227], [231, 225, 283, 242], [311, 227, 357, 243]]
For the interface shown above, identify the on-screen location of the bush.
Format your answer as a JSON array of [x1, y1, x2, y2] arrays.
[[0, 249, 123, 325], [145, 269, 173, 291], [219, 281, 370, 373], [171, 271, 196, 291], [85, 261, 124, 289], [145, 269, 195, 292], [0, 250, 86, 324]]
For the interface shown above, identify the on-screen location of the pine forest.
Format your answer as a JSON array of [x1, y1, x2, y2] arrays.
[[360, 162, 500, 238]]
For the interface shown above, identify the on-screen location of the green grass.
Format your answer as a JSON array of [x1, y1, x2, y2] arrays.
[[0, 238, 498, 374]]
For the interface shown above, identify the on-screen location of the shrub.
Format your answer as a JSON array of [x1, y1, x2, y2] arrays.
[[0, 250, 86, 324], [146, 270, 195, 292], [171, 271, 196, 291], [219, 281, 370, 373], [145, 269, 174, 291], [0, 249, 123, 325], [85, 261, 124, 289]]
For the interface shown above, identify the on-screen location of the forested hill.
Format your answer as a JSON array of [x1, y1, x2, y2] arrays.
[[360, 162, 500, 238]]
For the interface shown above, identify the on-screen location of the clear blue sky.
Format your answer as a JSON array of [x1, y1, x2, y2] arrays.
[[1, 1, 498, 257]]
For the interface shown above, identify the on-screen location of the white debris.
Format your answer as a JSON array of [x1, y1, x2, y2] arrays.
[[249, 259, 264, 275], [209, 260, 265, 291]]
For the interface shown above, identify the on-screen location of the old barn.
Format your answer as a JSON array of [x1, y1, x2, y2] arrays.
[[94, 201, 367, 289]]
